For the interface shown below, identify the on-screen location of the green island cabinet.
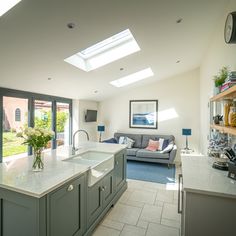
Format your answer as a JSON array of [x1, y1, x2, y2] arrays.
[[86, 150, 127, 232], [0, 149, 127, 236]]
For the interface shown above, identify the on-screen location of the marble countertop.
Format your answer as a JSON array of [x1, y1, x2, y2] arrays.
[[0, 142, 126, 198], [181, 156, 236, 199]]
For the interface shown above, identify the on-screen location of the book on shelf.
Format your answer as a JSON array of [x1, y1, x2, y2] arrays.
[[229, 71, 236, 77], [220, 82, 236, 92]]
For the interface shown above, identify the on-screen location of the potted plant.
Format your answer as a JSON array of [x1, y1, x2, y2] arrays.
[[17, 127, 54, 171], [213, 66, 229, 94]]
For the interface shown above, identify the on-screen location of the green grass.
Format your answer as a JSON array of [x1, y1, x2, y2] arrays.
[[3, 132, 27, 157]]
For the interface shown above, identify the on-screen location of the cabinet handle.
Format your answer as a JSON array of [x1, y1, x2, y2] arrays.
[[116, 161, 119, 165], [178, 174, 183, 214], [100, 186, 106, 191], [67, 184, 74, 192]]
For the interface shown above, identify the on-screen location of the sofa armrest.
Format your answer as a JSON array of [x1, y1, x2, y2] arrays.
[[169, 145, 177, 163]]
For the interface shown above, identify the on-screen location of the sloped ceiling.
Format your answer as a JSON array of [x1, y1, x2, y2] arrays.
[[0, 0, 229, 100]]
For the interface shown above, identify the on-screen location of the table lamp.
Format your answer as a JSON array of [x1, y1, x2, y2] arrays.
[[182, 128, 191, 150], [97, 125, 105, 142]]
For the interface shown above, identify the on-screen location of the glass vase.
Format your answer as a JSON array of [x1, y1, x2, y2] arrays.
[[32, 148, 44, 171]]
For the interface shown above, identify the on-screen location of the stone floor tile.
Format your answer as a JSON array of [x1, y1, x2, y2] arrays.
[[143, 181, 166, 190], [162, 203, 181, 222], [161, 218, 180, 229], [129, 189, 156, 204], [137, 220, 149, 229], [155, 200, 164, 207], [155, 189, 174, 203], [146, 223, 179, 236], [140, 204, 162, 223], [119, 199, 145, 208], [92, 225, 120, 236], [174, 190, 178, 200], [127, 180, 157, 193], [107, 203, 142, 225], [101, 218, 124, 231], [173, 198, 178, 205], [120, 224, 146, 236], [166, 183, 179, 191], [119, 190, 133, 203]]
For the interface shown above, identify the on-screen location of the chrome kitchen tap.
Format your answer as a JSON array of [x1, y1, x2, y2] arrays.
[[72, 129, 89, 155]]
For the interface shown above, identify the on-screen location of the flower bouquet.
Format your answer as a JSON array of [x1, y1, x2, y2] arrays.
[[17, 127, 54, 171]]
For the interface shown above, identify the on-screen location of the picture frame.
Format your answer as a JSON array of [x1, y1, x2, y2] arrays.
[[129, 100, 158, 129]]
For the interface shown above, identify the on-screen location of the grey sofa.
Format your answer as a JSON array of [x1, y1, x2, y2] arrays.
[[114, 132, 177, 167]]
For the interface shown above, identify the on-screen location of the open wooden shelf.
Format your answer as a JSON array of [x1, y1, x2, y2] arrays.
[[210, 124, 236, 136], [210, 86, 236, 102]]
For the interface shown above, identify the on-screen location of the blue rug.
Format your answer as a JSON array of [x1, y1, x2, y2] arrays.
[[127, 160, 176, 184]]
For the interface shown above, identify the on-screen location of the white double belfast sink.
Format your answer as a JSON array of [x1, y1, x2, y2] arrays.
[[64, 151, 114, 186]]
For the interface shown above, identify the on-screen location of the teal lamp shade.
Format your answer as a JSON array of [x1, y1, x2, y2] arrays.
[[182, 129, 191, 136], [97, 125, 105, 132]]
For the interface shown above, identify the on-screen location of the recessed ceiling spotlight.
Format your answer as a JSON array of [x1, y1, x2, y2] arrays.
[[120, 68, 124, 71], [176, 18, 183, 24], [47, 77, 52, 81], [67, 23, 75, 29], [176, 60, 180, 63], [94, 90, 98, 94]]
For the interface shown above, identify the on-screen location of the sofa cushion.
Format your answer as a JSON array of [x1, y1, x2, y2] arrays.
[[160, 142, 174, 153], [141, 135, 175, 149], [145, 139, 159, 151], [127, 148, 139, 156], [162, 139, 169, 150], [102, 138, 118, 143], [136, 149, 170, 159], [118, 136, 135, 148], [114, 133, 142, 148]]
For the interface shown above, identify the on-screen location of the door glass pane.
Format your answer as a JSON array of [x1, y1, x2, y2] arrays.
[[56, 102, 70, 146], [34, 100, 52, 148], [2, 96, 28, 160]]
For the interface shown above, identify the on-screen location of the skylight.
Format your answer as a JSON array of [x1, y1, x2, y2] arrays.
[[64, 29, 140, 72], [0, 0, 21, 17], [110, 68, 154, 88]]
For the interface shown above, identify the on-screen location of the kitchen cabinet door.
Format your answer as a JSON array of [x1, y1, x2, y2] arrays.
[[47, 175, 85, 236], [87, 180, 103, 228], [102, 171, 115, 208], [115, 150, 126, 191], [0, 191, 46, 236]]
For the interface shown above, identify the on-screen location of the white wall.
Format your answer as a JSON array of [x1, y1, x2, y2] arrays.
[[98, 69, 200, 162], [73, 100, 99, 144], [200, 0, 236, 154]]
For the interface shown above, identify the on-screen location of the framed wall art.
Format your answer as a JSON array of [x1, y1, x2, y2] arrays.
[[129, 100, 158, 129]]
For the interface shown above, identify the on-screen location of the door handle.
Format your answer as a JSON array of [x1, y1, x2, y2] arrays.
[[67, 184, 74, 192], [178, 174, 183, 214]]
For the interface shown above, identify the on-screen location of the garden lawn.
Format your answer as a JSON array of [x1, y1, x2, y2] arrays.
[[3, 132, 27, 157]]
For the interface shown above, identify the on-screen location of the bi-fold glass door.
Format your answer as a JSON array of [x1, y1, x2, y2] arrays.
[[2, 96, 28, 160], [0, 88, 72, 163]]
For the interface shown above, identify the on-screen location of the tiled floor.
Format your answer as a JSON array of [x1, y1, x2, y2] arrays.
[[92, 165, 182, 236]]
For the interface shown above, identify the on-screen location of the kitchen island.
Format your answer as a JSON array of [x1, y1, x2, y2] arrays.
[[0, 142, 127, 236], [180, 156, 236, 236]]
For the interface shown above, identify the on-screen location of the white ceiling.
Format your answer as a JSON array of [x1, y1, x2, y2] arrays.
[[0, 0, 229, 101]]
